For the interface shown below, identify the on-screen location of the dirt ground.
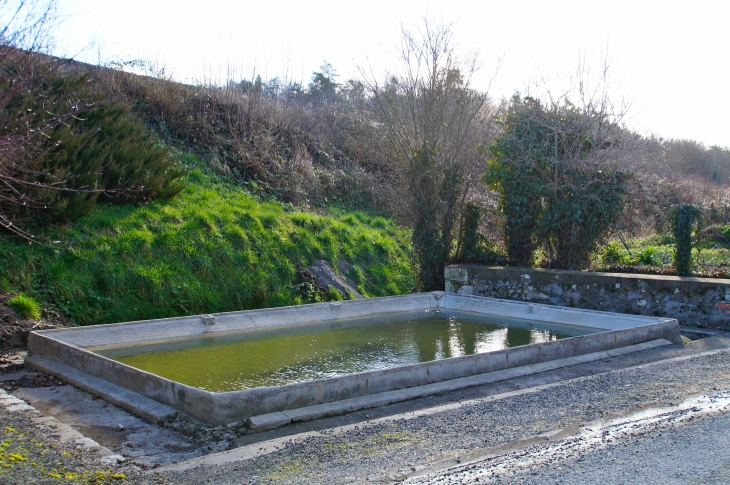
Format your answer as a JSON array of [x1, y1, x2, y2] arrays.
[[0, 293, 72, 348]]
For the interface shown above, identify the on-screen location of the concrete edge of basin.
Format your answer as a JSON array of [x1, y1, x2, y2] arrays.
[[245, 338, 673, 431], [26, 324, 682, 427], [23, 338, 673, 431], [31, 292, 442, 348], [205, 319, 681, 425], [25, 293, 682, 427], [24, 355, 179, 424]]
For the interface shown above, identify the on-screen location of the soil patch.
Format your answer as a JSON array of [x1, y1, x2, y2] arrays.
[[0, 292, 72, 348]]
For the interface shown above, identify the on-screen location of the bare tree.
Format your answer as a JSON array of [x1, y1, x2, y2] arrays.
[[364, 20, 490, 290], [0, 0, 57, 52]]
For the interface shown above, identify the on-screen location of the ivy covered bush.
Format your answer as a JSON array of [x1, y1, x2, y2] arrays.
[[456, 202, 503, 264], [672, 203, 702, 276], [408, 146, 462, 291], [485, 96, 631, 270]]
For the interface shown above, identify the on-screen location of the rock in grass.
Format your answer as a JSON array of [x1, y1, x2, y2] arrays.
[[305, 260, 363, 300]]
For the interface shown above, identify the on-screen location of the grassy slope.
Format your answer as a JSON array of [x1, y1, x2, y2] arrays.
[[0, 159, 414, 326]]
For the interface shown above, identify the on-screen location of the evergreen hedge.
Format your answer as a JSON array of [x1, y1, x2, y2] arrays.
[[1, 59, 185, 229]]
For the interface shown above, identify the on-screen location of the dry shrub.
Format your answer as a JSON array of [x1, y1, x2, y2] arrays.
[[621, 173, 730, 237], [85, 65, 404, 216], [53, 56, 726, 250]]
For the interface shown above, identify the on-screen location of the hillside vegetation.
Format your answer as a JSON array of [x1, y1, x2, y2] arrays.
[[90, 59, 730, 274], [0, 157, 413, 325], [0, 48, 186, 236], [91, 61, 730, 235]]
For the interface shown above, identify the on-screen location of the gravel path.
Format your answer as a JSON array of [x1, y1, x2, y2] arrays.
[[407, 388, 730, 484], [3, 336, 730, 484], [421, 395, 730, 484], [503, 409, 730, 484], [557, 411, 730, 485]]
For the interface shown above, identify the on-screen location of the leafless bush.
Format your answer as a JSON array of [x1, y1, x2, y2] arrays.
[[89, 58, 408, 216], [361, 19, 495, 288], [616, 134, 730, 237]]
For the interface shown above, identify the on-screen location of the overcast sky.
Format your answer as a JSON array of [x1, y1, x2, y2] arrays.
[[54, 0, 730, 148]]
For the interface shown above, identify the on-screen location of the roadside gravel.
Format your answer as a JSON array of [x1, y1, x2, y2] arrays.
[[0, 399, 148, 484], [433, 399, 730, 485]]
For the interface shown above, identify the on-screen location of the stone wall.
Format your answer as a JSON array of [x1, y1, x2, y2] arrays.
[[445, 264, 730, 330]]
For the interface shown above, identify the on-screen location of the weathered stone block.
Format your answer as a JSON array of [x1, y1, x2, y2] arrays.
[[445, 266, 469, 284]]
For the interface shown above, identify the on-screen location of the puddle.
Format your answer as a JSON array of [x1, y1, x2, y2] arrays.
[[408, 390, 730, 484]]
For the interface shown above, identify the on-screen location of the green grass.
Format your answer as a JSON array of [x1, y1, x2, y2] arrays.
[[0, 158, 414, 325], [8, 294, 41, 320], [596, 231, 730, 277]]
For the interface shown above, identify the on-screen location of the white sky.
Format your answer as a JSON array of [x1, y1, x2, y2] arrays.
[[54, 0, 730, 147]]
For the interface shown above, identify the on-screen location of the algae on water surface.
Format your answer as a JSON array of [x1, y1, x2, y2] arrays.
[[97, 310, 597, 392]]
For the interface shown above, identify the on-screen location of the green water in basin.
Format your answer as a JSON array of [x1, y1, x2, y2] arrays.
[[95, 310, 599, 392]]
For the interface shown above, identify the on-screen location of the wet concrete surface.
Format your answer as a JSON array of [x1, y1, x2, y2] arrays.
[[9, 378, 208, 467]]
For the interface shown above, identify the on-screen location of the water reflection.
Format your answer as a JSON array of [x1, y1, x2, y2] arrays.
[[105, 311, 591, 392]]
